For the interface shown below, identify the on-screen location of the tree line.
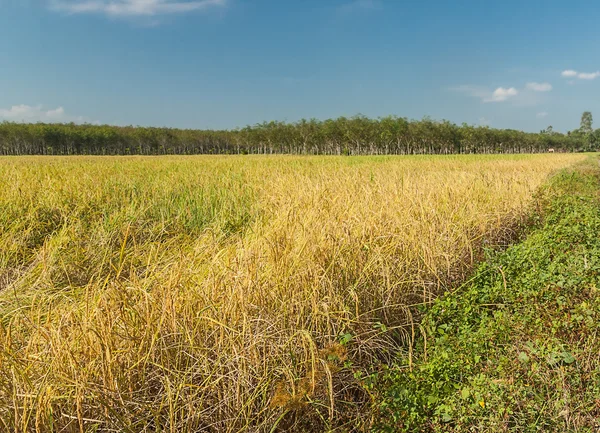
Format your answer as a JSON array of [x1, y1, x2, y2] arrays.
[[0, 114, 597, 156]]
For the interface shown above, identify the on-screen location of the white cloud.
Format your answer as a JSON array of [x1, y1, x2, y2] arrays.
[[49, 0, 226, 17], [478, 117, 490, 126], [452, 85, 518, 103], [454, 82, 554, 106], [561, 69, 600, 80], [46, 107, 66, 118], [577, 71, 600, 80], [0, 104, 99, 124], [485, 87, 518, 102], [536, 111, 548, 118], [526, 82, 552, 92], [561, 70, 578, 77]]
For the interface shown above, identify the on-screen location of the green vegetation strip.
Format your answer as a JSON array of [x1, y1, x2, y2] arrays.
[[1, 116, 595, 155], [375, 156, 600, 432]]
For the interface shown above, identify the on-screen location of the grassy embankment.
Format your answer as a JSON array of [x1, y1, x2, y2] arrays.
[[377, 155, 600, 432], [0, 154, 584, 432]]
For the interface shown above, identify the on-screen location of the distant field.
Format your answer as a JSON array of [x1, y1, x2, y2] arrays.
[[0, 154, 586, 432]]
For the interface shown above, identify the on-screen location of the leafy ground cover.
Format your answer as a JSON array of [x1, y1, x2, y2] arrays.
[[376, 156, 600, 432]]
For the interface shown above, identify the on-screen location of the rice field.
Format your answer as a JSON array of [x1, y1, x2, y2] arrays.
[[0, 154, 585, 432]]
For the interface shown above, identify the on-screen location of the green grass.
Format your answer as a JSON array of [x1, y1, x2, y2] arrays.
[[376, 156, 600, 432]]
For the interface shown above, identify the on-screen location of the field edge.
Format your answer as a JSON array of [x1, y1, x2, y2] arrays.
[[374, 155, 600, 432]]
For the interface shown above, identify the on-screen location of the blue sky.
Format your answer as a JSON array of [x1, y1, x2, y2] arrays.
[[1, 0, 599, 132]]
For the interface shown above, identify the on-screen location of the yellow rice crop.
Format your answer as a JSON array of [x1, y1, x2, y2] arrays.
[[0, 154, 584, 432]]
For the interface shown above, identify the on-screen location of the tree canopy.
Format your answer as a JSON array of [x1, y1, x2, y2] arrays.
[[0, 115, 595, 156]]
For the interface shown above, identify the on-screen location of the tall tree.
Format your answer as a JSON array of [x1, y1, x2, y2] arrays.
[[580, 111, 593, 135]]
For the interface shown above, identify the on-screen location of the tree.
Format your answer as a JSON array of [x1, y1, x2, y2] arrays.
[[580, 112, 593, 135], [590, 129, 600, 148], [0, 118, 590, 156], [541, 125, 555, 135]]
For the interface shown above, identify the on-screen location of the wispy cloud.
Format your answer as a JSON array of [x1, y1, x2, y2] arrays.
[[561, 70, 578, 77], [577, 71, 600, 80], [526, 82, 552, 92], [451, 85, 489, 100], [536, 111, 548, 118], [453, 79, 555, 106], [561, 69, 600, 80], [452, 85, 518, 103], [0, 104, 99, 124], [49, 0, 226, 17], [337, 0, 382, 13]]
